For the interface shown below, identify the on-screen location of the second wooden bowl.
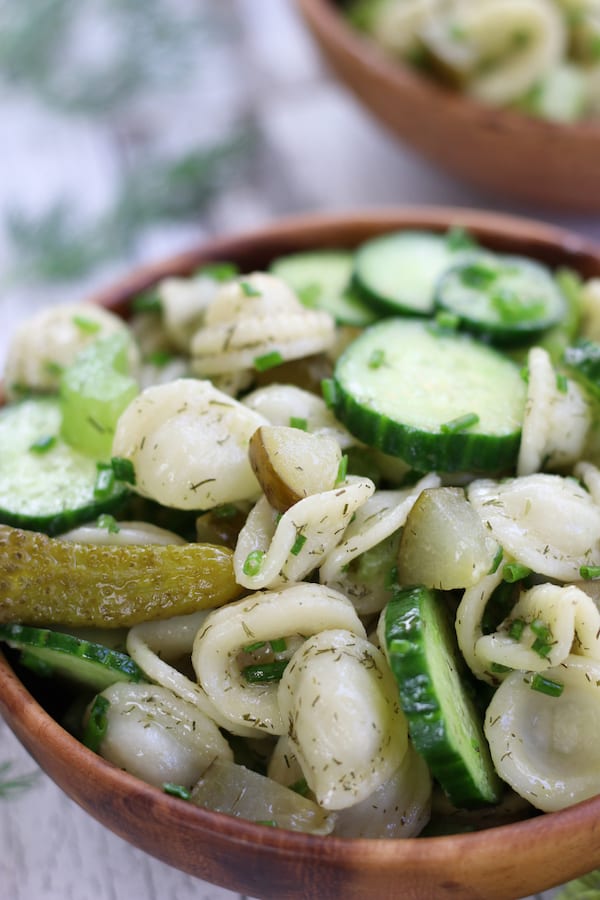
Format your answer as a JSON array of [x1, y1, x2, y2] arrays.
[[296, 0, 600, 212]]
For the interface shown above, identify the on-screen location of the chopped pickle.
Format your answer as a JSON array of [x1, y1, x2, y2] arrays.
[[0, 524, 242, 627]]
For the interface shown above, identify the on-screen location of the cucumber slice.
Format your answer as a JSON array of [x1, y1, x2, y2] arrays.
[[0, 623, 145, 690], [332, 319, 526, 474], [435, 253, 566, 342], [270, 250, 376, 326], [60, 331, 138, 459], [352, 230, 474, 315], [563, 338, 600, 400], [0, 397, 129, 535], [381, 585, 502, 808]]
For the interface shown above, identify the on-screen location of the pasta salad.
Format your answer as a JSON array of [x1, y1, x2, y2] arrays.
[[346, 0, 600, 122], [2, 225, 600, 837]]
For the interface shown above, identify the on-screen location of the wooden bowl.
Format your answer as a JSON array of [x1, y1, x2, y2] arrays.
[[295, 0, 600, 212], [2, 208, 600, 900]]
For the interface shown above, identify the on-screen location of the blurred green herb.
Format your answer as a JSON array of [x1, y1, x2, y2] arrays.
[[0, 0, 256, 283], [554, 869, 600, 898], [0, 760, 40, 798], [0, 0, 231, 116], [5, 129, 256, 282]]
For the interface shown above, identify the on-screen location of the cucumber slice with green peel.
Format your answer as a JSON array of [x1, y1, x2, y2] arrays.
[[332, 319, 526, 474], [352, 229, 475, 315], [60, 331, 139, 459], [563, 338, 600, 400], [435, 253, 567, 342], [0, 624, 145, 690], [270, 250, 376, 326], [0, 397, 129, 536], [381, 585, 503, 808]]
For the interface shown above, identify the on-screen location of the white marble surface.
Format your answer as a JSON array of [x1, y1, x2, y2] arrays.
[[1, 1, 598, 898]]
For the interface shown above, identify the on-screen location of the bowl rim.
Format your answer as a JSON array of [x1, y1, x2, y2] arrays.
[[296, 0, 600, 138], [2, 205, 600, 896]]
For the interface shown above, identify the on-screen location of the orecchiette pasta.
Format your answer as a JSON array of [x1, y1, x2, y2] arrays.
[[126, 611, 258, 737], [485, 655, 600, 811], [475, 582, 600, 673], [111, 378, 266, 509], [319, 473, 441, 614], [332, 743, 432, 838], [517, 346, 591, 476], [277, 628, 409, 810], [95, 682, 233, 789], [192, 583, 366, 735], [467, 472, 600, 581], [233, 476, 375, 590], [4, 303, 138, 398], [190, 272, 336, 377], [242, 383, 357, 449]]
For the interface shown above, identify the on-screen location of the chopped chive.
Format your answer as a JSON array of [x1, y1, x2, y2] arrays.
[[163, 782, 191, 800], [44, 360, 64, 376], [131, 290, 162, 314], [93, 464, 115, 499], [434, 310, 460, 332], [196, 261, 239, 282], [255, 820, 277, 827], [492, 289, 545, 325], [72, 315, 101, 334], [146, 349, 175, 367], [240, 280, 262, 297], [254, 350, 283, 372], [445, 226, 476, 251], [111, 456, 136, 484], [579, 564, 600, 580], [508, 618, 526, 641], [532, 638, 553, 658], [243, 550, 266, 577], [213, 503, 238, 519], [520, 365, 530, 383], [82, 695, 110, 753], [502, 562, 531, 583], [0, 762, 39, 799], [385, 565, 398, 589], [29, 434, 57, 454], [321, 377, 337, 408], [289, 777, 310, 797], [440, 412, 480, 434], [243, 641, 266, 653], [488, 546, 503, 575], [530, 619, 553, 658], [97, 514, 120, 534], [460, 262, 497, 289], [530, 674, 564, 698], [290, 533, 307, 556], [270, 637, 287, 653], [335, 454, 348, 485], [242, 660, 289, 683], [368, 348, 385, 369], [530, 619, 552, 641], [555, 372, 568, 394], [20, 650, 53, 677], [490, 662, 512, 673], [289, 416, 308, 431], [297, 283, 320, 307]]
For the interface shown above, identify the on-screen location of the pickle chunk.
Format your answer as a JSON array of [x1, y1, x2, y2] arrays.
[[0, 524, 242, 627]]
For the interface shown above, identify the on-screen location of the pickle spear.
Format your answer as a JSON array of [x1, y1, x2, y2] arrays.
[[0, 524, 242, 627]]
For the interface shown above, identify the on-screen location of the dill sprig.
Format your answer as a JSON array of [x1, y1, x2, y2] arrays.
[[0, 760, 40, 799]]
